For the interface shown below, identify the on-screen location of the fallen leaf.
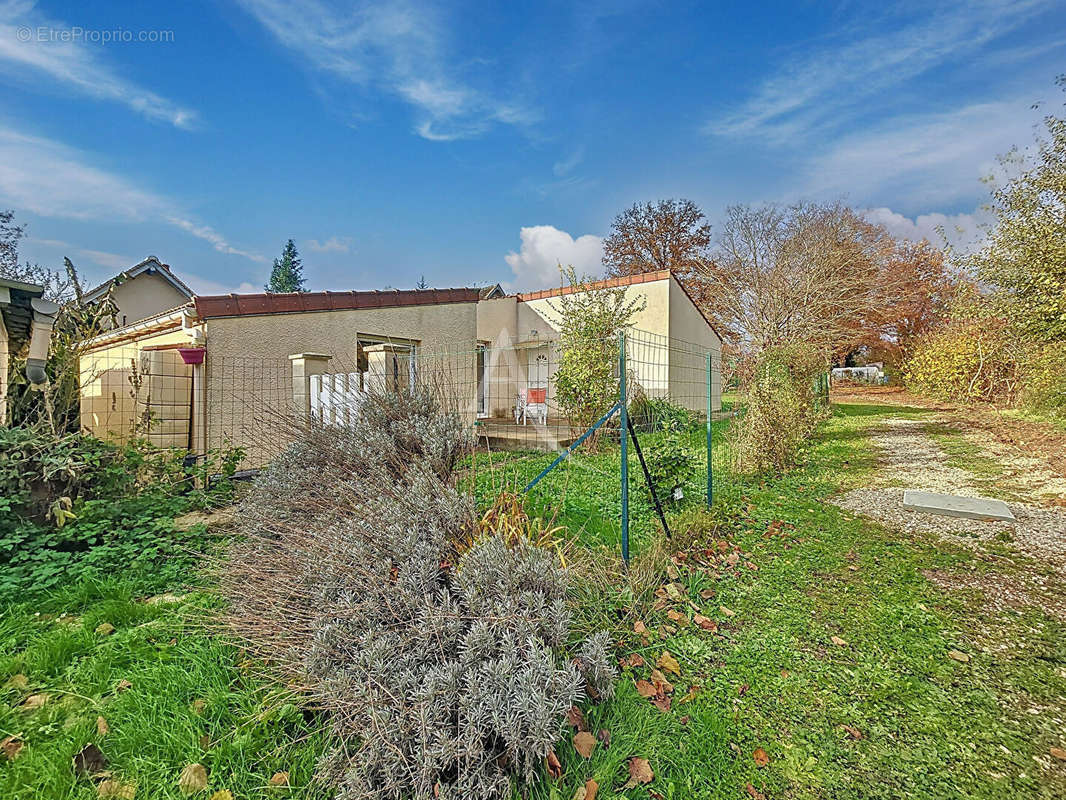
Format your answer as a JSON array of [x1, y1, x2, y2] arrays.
[[753, 747, 769, 768], [1, 735, 23, 760], [619, 653, 645, 668], [98, 779, 137, 799], [699, 589, 715, 600], [97, 716, 109, 736], [780, 669, 790, 679], [190, 699, 206, 715], [666, 609, 688, 626], [737, 683, 749, 696], [571, 787, 587, 800], [947, 649, 970, 663], [830, 636, 848, 647], [693, 613, 718, 633], [665, 583, 685, 601], [634, 679, 658, 698], [5, 673, 29, 690], [95, 623, 116, 636], [115, 680, 132, 693], [74, 743, 109, 776], [573, 731, 597, 758], [1050, 747, 1066, 761], [566, 706, 587, 731], [720, 606, 735, 617], [657, 651, 681, 677], [209, 792, 234, 800], [625, 757, 654, 787], [178, 763, 208, 795], [841, 724, 863, 740], [583, 778, 599, 800], [20, 693, 49, 711], [596, 729, 610, 749], [650, 695, 672, 712], [199, 735, 211, 750], [745, 783, 766, 800], [633, 620, 649, 635], [268, 771, 289, 787], [649, 669, 674, 694], [545, 750, 562, 780]]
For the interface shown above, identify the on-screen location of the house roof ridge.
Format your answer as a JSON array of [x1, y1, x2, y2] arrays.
[[514, 269, 670, 301], [193, 286, 483, 319]]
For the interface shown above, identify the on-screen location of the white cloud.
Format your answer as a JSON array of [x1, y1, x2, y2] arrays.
[[862, 207, 991, 252], [307, 235, 352, 253], [504, 225, 604, 291], [800, 98, 1043, 207], [235, 0, 536, 140], [178, 273, 258, 295], [29, 237, 134, 270], [0, 124, 263, 262], [0, 0, 197, 129], [706, 0, 1054, 143], [552, 146, 584, 177]]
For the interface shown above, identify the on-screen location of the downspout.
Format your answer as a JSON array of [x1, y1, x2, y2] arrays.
[[180, 309, 207, 456], [25, 298, 60, 385]]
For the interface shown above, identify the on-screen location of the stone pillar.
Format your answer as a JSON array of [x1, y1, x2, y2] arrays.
[[289, 352, 332, 421]]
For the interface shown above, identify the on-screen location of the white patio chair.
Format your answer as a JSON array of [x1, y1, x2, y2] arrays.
[[515, 388, 548, 426]]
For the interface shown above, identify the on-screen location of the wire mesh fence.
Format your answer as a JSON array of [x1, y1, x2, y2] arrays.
[[77, 327, 740, 558]]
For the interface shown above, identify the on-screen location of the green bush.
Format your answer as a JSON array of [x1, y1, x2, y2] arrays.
[[628, 390, 699, 433], [731, 343, 828, 474], [903, 320, 1025, 404], [642, 430, 698, 504], [0, 426, 241, 599], [1021, 341, 1066, 417]]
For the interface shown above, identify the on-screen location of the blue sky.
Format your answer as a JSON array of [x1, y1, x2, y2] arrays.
[[1, 0, 1063, 295]]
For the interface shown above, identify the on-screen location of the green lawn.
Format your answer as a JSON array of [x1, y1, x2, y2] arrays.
[[0, 579, 330, 799], [4, 402, 1065, 798], [470, 403, 1066, 799]]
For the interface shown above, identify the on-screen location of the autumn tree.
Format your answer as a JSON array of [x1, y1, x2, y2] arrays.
[[602, 199, 711, 282], [966, 76, 1066, 342], [697, 202, 892, 360], [846, 238, 961, 367]]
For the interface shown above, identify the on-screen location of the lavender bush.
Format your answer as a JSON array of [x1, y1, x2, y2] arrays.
[[220, 390, 614, 799]]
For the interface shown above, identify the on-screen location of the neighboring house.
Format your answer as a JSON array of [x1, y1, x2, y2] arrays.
[[77, 268, 721, 463], [82, 256, 193, 329], [0, 277, 59, 424], [831, 365, 886, 385]]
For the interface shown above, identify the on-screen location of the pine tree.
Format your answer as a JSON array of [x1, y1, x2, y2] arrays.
[[265, 239, 306, 293], [416, 274, 429, 289]]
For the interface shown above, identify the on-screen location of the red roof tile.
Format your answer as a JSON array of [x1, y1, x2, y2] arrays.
[[193, 287, 481, 318]]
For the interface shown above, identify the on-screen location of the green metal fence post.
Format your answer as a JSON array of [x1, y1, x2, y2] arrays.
[[706, 351, 713, 507], [619, 331, 629, 565]]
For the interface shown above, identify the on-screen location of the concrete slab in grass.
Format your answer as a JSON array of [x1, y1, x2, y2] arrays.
[[902, 490, 1016, 522]]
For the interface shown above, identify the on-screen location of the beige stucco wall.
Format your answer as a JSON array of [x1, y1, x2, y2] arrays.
[[109, 272, 189, 327], [201, 302, 479, 466], [80, 326, 196, 447], [667, 279, 722, 412]]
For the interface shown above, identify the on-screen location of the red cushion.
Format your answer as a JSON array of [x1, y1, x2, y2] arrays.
[[528, 388, 547, 403]]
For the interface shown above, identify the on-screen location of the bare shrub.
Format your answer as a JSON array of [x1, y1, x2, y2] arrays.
[[731, 343, 828, 474], [218, 389, 614, 800]]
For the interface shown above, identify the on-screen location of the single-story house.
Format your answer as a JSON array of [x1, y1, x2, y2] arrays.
[[78, 264, 721, 462], [1, 277, 59, 424]]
